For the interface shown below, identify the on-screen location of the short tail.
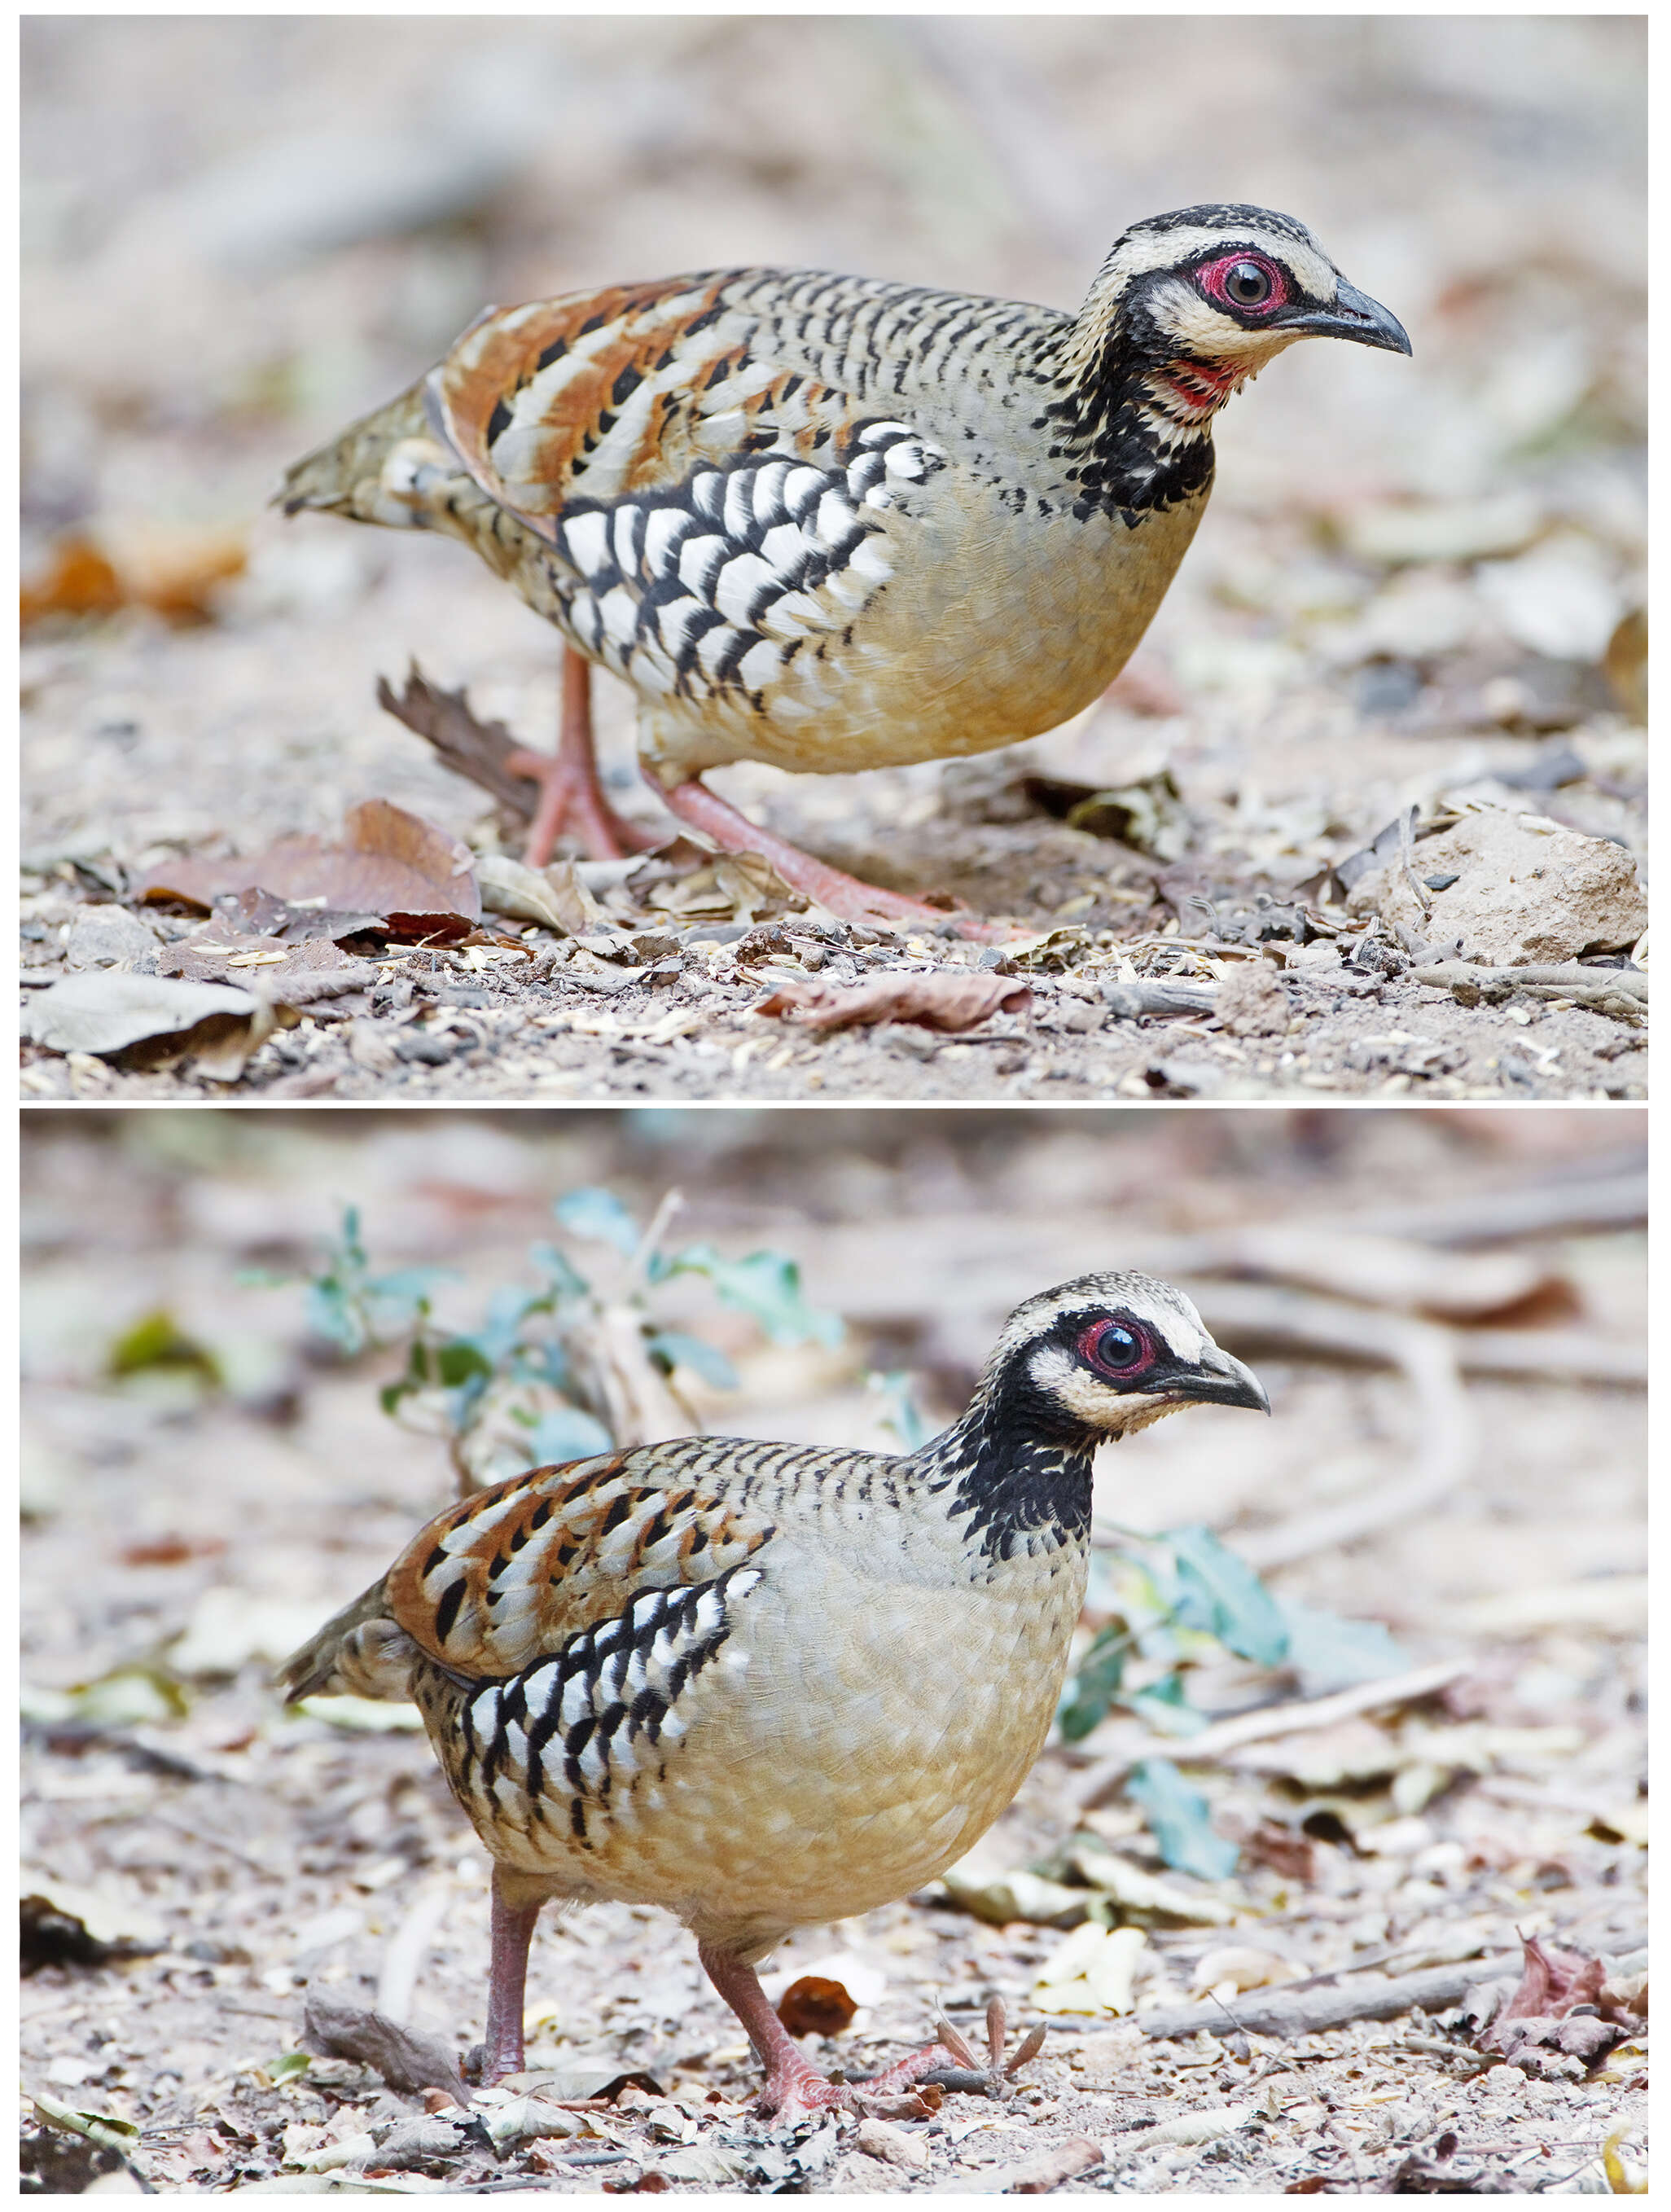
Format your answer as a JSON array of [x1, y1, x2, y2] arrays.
[[278, 1576, 419, 1704], [274, 380, 441, 526]]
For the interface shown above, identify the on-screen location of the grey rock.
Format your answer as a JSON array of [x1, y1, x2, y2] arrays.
[[64, 903, 161, 975], [1347, 808, 1647, 966]]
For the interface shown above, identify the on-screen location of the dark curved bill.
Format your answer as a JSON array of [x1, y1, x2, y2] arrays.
[[1292, 279, 1412, 355], [1156, 1346, 1271, 1415]]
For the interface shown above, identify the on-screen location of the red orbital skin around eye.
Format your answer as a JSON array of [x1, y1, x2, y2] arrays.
[[1077, 1319, 1152, 1377], [1195, 252, 1288, 315]]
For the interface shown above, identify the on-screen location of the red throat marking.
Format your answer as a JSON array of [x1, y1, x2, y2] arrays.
[[1159, 359, 1241, 419]]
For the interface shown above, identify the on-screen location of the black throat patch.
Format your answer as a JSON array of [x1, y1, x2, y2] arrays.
[[922, 1370, 1098, 1566], [1025, 276, 1221, 525]]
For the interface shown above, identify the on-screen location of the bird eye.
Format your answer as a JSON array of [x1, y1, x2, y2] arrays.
[[1225, 260, 1272, 306], [1086, 1320, 1147, 1375]]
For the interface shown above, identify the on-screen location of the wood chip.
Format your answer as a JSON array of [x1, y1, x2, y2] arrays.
[[755, 971, 1030, 1032]]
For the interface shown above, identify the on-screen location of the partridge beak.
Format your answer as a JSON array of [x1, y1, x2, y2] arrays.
[[1171, 1345, 1270, 1415], [1294, 279, 1412, 356]]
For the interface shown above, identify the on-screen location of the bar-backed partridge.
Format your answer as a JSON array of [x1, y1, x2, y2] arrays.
[[280, 1273, 1267, 2119], [279, 206, 1407, 932]]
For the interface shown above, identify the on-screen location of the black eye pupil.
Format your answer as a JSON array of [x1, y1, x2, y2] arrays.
[[1227, 261, 1269, 304], [1098, 1325, 1138, 1367]]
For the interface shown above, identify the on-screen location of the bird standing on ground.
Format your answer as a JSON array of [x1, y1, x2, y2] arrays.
[[280, 1273, 1268, 2119], [279, 206, 1409, 933]]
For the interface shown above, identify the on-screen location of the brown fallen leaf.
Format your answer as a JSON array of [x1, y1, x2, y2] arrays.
[[300, 1993, 469, 2106], [137, 799, 481, 937], [965, 2135, 1103, 2193], [204, 886, 388, 945], [1476, 1933, 1638, 2070], [1241, 1822, 1318, 1884], [777, 1975, 858, 2038], [20, 971, 292, 1076], [755, 971, 1030, 1033], [20, 538, 125, 626], [641, 847, 803, 923], [376, 664, 542, 825], [160, 931, 379, 1003], [476, 852, 605, 936], [21, 523, 248, 629], [120, 1535, 226, 1567]]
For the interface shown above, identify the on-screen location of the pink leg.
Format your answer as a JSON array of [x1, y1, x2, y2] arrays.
[[699, 1942, 955, 2122], [655, 774, 1004, 942], [508, 651, 659, 866], [480, 1867, 544, 2087]]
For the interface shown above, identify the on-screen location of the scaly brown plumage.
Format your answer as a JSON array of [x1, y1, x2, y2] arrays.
[[280, 207, 1407, 930], [280, 1272, 1268, 2119]]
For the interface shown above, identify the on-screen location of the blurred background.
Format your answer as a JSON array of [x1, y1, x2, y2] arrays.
[[23, 16, 1647, 880], [21, 1105, 1647, 2183]]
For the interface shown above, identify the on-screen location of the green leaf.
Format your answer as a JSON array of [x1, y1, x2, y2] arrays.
[[646, 1331, 738, 1390], [555, 1187, 640, 1256], [1278, 1597, 1408, 1693], [1124, 1670, 1208, 1737], [29, 2090, 139, 2156], [515, 1340, 577, 1394], [1058, 1625, 1129, 1743], [1125, 1757, 1239, 1880], [528, 1242, 589, 1300], [379, 1337, 432, 1416], [436, 1341, 494, 1389], [526, 1407, 614, 1464], [868, 1370, 933, 1452], [366, 1266, 448, 1306], [664, 1244, 842, 1348], [306, 1278, 363, 1354], [1165, 1525, 1289, 1666], [263, 2051, 312, 2084], [107, 1310, 221, 1385]]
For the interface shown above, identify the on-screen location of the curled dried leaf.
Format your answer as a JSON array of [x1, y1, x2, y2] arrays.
[[777, 1975, 858, 2038]]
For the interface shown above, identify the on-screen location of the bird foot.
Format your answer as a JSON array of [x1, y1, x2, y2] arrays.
[[752, 2060, 862, 2125], [856, 2041, 966, 2098], [655, 774, 1004, 941], [507, 746, 659, 866]]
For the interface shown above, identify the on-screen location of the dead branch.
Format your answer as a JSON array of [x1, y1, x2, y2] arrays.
[[1101, 978, 1218, 1019], [376, 665, 537, 825], [1128, 1944, 1646, 2043], [1345, 1165, 1646, 1248], [949, 2135, 1105, 2192], [1072, 1659, 1470, 1807], [1450, 1328, 1646, 1385], [1182, 1226, 1556, 1322], [1182, 1286, 1473, 1573], [1413, 962, 1647, 1021], [375, 1878, 453, 2026]]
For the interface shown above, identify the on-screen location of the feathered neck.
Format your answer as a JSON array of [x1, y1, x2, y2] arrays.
[[1010, 279, 1225, 524], [905, 1354, 1099, 1567]]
